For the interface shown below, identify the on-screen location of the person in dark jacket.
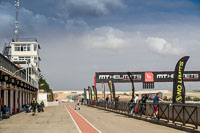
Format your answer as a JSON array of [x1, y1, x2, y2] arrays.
[[31, 98, 37, 116], [40, 101, 45, 112]]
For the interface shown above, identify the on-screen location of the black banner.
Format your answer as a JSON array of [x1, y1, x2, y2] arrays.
[[84, 88, 86, 99], [92, 86, 98, 101], [95, 71, 200, 83], [173, 56, 190, 104], [88, 86, 92, 100], [108, 80, 116, 101], [128, 72, 135, 100]]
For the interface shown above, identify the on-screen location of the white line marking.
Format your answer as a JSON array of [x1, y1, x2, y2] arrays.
[[64, 105, 82, 133], [69, 105, 102, 133]]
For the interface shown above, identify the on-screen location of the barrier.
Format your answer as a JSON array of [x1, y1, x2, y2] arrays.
[[87, 101, 199, 129]]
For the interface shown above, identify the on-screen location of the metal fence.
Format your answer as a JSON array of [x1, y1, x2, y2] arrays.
[[87, 100, 199, 129], [0, 53, 26, 80]]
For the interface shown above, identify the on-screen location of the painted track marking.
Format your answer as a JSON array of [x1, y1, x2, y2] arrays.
[[65, 104, 102, 133]]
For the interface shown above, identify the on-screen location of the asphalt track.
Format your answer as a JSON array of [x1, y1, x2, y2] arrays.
[[0, 103, 186, 133]]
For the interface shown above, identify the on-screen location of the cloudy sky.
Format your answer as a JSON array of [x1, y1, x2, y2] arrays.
[[0, 0, 200, 91]]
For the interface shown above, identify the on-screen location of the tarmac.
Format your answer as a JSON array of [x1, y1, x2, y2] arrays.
[[0, 103, 186, 133]]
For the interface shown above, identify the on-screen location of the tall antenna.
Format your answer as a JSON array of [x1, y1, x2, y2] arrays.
[[15, 0, 19, 42]]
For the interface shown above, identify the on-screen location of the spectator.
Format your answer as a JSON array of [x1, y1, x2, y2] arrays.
[[105, 96, 109, 109], [153, 93, 164, 118], [141, 94, 149, 115]]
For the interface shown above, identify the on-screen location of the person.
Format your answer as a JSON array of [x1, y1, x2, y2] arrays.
[[153, 93, 164, 118], [40, 101, 45, 112], [81, 98, 84, 105], [115, 96, 120, 109], [134, 94, 139, 103], [134, 94, 139, 113], [31, 97, 37, 116], [75, 97, 80, 110], [141, 94, 149, 115], [105, 96, 109, 109]]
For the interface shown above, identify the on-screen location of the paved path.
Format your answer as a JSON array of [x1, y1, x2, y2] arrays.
[[0, 103, 186, 133], [68, 103, 185, 133], [0, 104, 78, 133]]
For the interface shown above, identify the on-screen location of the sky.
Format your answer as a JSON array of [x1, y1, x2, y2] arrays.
[[0, 0, 200, 91]]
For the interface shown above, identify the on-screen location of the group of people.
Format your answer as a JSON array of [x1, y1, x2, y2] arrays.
[[104, 93, 164, 119], [29, 97, 45, 116], [130, 93, 164, 118]]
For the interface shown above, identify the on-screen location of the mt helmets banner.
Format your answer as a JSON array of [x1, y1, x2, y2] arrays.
[[92, 86, 98, 101], [88, 86, 92, 100], [127, 72, 135, 100], [108, 80, 116, 101], [102, 83, 105, 100], [173, 56, 190, 104]]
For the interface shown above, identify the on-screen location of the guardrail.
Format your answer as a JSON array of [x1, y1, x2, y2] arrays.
[[87, 100, 199, 129], [0, 53, 26, 80], [0, 53, 38, 88]]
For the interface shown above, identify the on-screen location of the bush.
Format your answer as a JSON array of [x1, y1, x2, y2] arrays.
[[185, 96, 192, 101], [193, 97, 200, 101]]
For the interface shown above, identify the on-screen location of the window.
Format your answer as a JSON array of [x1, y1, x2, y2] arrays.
[[34, 56, 38, 63], [19, 56, 31, 63], [14, 44, 31, 51], [14, 44, 21, 51], [34, 44, 37, 51]]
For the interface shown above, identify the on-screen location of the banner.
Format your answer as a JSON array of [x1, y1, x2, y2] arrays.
[[108, 80, 116, 101], [173, 56, 190, 104], [95, 71, 200, 83], [92, 86, 98, 101], [88, 86, 92, 100], [102, 83, 105, 100], [127, 72, 135, 100], [84, 88, 86, 99]]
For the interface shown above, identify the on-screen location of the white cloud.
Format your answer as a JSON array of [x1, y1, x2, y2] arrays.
[[85, 26, 130, 49], [146, 37, 184, 55]]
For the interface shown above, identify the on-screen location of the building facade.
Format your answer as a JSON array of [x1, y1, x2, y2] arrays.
[[9, 39, 41, 88]]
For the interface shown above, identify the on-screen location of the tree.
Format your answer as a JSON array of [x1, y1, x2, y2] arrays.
[[185, 96, 192, 101], [39, 77, 53, 101]]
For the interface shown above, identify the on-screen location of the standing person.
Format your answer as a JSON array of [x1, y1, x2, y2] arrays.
[[115, 96, 120, 109], [153, 93, 164, 118], [134, 94, 139, 103], [141, 94, 148, 115], [134, 94, 139, 113], [40, 101, 45, 112], [105, 96, 109, 109], [81, 98, 84, 105], [75, 96, 80, 110], [31, 98, 37, 116]]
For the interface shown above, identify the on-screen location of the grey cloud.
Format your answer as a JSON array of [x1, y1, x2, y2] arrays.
[[59, 0, 125, 17]]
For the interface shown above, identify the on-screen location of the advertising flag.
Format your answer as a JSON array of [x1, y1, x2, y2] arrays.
[[108, 80, 116, 101], [102, 83, 105, 100], [128, 72, 135, 100], [173, 56, 190, 104], [88, 86, 92, 100], [84, 88, 86, 99], [92, 86, 98, 101]]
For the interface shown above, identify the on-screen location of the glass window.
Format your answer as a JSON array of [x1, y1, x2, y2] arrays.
[[14, 44, 21, 51], [34, 44, 37, 51], [27, 44, 31, 51], [19, 56, 31, 63], [34, 56, 38, 63]]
